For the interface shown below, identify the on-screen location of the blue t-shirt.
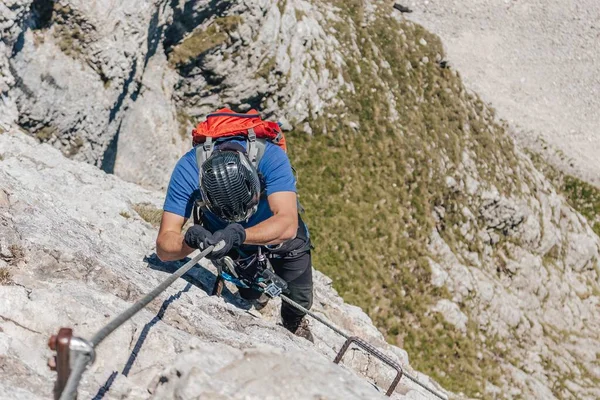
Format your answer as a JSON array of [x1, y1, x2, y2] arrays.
[[163, 140, 296, 231]]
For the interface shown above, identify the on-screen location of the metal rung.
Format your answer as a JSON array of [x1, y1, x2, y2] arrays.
[[334, 336, 404, 397]]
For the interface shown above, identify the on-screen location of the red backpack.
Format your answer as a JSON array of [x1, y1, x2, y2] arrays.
[[192, 108, 287, 169]]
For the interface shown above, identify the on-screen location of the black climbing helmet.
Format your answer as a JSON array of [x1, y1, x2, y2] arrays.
[[199, 144, 262, 222]]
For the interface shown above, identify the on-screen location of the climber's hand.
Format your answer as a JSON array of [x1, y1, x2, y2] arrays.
[[204, 224, 246, 260], [184, 225, 212, 250]]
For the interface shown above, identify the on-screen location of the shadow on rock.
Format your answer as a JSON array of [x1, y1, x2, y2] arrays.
[[91, 254, 250, 399], [92, 282, 192, 400], [144, 253, 215, 293], [143, 253, 246, 308]]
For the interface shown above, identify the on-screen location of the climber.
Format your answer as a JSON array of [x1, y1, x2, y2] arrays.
[[156, 109, 314, 342]]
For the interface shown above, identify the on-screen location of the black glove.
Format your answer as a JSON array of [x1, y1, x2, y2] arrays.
[[204, 223, 246, 260], [184, 225, 212, 250]]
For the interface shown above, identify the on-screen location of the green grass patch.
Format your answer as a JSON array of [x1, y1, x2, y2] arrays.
[[403, 316, 506, 395], [0, 268, 11, 285], [51, 3, 91, 59], [9, 244, 25, 261], [561, 176, 600, 235], [169, 16, 242, 67], [287, 2, 523, 396], [132, 203, 163, 227], [67, 136, 84, 156], [34, 126, 56, 142], [528, 150, 600, 236], [256, 56, 277, 80], [278, 0, 287, 15]]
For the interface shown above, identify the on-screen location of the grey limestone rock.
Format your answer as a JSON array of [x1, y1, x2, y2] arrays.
[[428, 148, 600, 399], [3, 0, 187, 188], [2, 0, 349, 189], [3, 1, 600, 398]]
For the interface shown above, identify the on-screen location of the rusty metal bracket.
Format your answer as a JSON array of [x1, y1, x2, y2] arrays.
[[48, 328, 96, 400], [333, 336, 404, 397], [48, 328, 73, 400]]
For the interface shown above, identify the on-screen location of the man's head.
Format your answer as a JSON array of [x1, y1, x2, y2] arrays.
[[199, 143, 261, 222]]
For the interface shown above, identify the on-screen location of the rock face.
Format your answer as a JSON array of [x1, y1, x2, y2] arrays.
[[1, 0, 347, 188], [427, 147, 600, 399], [1, 0, 187, 188], [3, 1, 600, 399], [0, 130, 444, 399]]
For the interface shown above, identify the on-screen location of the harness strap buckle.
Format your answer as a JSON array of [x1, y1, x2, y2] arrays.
[[247, 128, 259, 167], [203, 136, 213, 152]]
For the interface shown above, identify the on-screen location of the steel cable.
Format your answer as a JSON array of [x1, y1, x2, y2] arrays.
[[59, 353, 90, 400], [90, 247, 213, 347], [56, 246, 445, 400], [58, 247, 213, 400]]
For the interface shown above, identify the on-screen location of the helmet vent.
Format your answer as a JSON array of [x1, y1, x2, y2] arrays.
[[199, 149, 262, 222]]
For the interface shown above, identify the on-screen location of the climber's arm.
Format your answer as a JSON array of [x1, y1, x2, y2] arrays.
[[156, 212, 195, 261], [243, 191, 298, 245]]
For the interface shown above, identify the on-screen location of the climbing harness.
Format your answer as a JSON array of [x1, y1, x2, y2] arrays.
[[211, 247, 288, 298], [47, 245, 447, 400]]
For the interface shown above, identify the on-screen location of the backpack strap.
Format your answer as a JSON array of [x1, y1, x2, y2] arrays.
[[196, 134, 266, 171], [196, 136, 214, 182], [246, 128, 268, 169], [247, 128, 258, 167], [255, 139, 267, 168]]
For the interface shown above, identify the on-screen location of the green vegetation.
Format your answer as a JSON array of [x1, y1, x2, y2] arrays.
[[0, 268, 11, 285], [169, 16, 243, 67], [528, 150, 600, 236], [54, 24, 85, 57], [537, 324, 600, 397], [256, 56, 277, 80], [403, 316, 508, 394], [119, 211, 131, 219], [51, 3, 89, 58], [561, 176, 600, 235], [67, 136, 84, 156], [176, 109, 193, 140], [9, 244, 25, 262], [288, 2, 520, 396], [278, 0, 287, 15], [132, 203, 163, 227], [34, 126, 56, 142]]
